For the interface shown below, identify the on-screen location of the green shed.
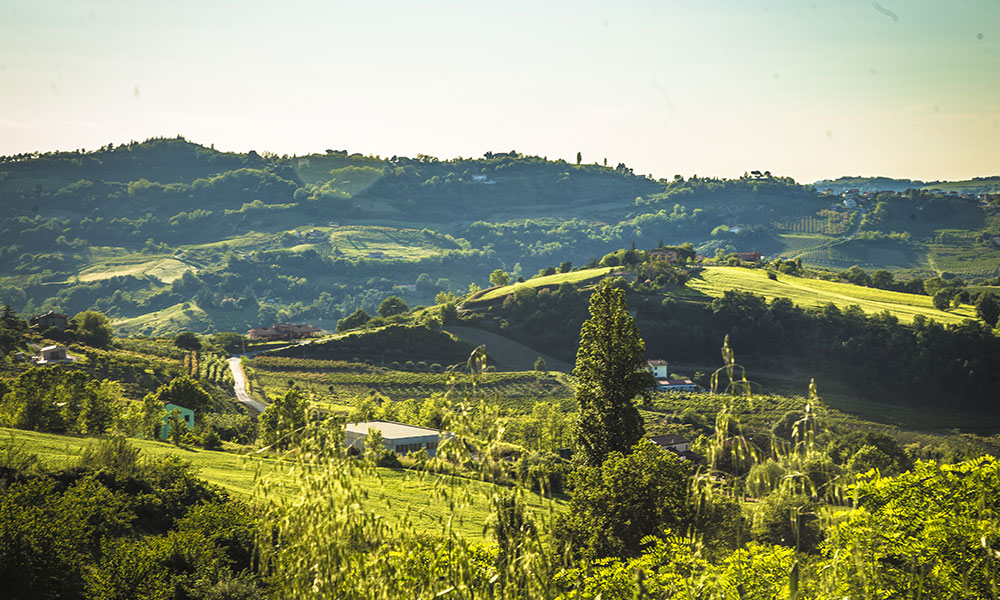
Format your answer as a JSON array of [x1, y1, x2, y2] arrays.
[[159, 403, 195, 440]]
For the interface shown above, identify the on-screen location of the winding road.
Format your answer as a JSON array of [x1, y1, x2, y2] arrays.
[[227, 357, 267, 413]]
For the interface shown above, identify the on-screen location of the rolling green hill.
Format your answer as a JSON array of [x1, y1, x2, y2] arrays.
[[3, 138, 999, 337], [467, 267, 614, 304]]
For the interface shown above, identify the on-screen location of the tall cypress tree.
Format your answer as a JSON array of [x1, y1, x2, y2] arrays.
[[574, 282, 651, 466]]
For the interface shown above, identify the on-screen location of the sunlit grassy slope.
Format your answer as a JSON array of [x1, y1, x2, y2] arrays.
[[77, 256, 194, 283], [113, 301, 271, 337], [0, 427, 565, 541], [470, 267, 614, 303], [112, 303, 214, 336], [686, 266, 976, 324]]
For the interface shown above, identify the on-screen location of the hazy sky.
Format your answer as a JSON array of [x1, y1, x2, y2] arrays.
[[1, 0, 997, 183]]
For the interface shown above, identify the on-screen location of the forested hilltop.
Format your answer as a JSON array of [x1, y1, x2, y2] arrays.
[[3, 137, 999, 336]]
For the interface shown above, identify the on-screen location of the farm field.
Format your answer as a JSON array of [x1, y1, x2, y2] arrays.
[[685, 266, 976, 324], [470, 267, 614, 303], [324, 225, 460, 259], [0, 427, 566, 541]]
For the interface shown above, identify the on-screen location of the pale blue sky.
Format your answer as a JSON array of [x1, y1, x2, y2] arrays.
[[1, 0, 997, 182]]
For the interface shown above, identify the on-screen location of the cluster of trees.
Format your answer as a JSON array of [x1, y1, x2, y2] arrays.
[[0, 437, 265, 600], [0, 367, 217, 442]]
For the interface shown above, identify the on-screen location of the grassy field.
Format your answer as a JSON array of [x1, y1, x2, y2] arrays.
[[113, 302, 215, 337], [113, 300, 274, 337], [471, 267, 614, 303], [0, 427, 566, 541], [685, 266, 976, 324], [76, 256, 194, 283]]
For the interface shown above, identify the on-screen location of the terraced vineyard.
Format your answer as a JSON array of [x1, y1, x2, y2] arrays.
[[685, 266, 976, 324], [246, 356, 575, 411], [926, 243, 1000, 279], [772, 211, 849, 235]]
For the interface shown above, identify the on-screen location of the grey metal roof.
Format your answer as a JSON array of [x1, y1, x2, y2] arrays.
[[346, 420, 441, 440]]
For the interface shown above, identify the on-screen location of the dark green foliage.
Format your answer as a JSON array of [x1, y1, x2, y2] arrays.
[[149, 375, 212, 412], [489, 269, 510, 286], [771, 410, 817, 444], [751, 490, 822, 552], [556, 441, 692, 559], [514, 451, 566, 494], [174, 331, 201, 350], [69, 310, 113, 347], [269, 324, 473, 366], [199, 413, 256, 444], [828, 431, 911, 475], [0, 305, 27, 355], [337, 308, 371, 332], [80, 434, 142, 479], [932, 288, 952, 310], [573, 284, 650, 466], [258, 388, 307, 449], [0, 478, 94, 599], [376, 451, 403, 469], [167, 409, 187, 445], [200, 427, 223, 450], [376, 295, 409, 318], [976, 291, 999, 327], [175, 500, 258, 571], [533, 355, 547, 372], [0, 368, 122, 434], [0, 434, 258, 600], [211, 331, 248, 354]]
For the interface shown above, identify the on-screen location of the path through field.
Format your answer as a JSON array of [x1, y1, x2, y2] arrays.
[[228, 357, 267, 412]]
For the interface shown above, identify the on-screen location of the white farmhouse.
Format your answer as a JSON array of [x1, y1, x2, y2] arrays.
[[646, 359, 669, 379]]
